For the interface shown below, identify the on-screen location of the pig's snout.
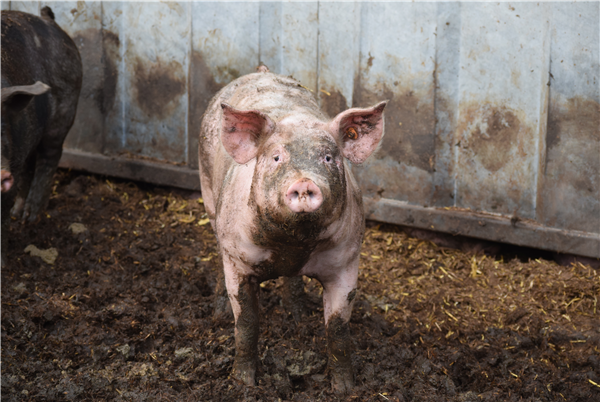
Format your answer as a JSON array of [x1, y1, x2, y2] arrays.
[[285, 179, 323, 213], [1, 170, 13, 193]]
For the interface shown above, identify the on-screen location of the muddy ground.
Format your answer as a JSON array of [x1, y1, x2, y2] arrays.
[[2, 170, 599, 401]]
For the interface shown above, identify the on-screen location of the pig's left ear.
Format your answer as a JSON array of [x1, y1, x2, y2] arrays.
[[328, 101, 387, 164], [221, 103, 275, 164]]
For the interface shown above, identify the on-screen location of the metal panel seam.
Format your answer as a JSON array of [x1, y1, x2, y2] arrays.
[[431, 2, 439, 206], [120, 2, 126, 148], [536, 12, 552, 221], [185, 1, 191, 165], [451, 2, 462, 208], [316, 0, 320, 96]]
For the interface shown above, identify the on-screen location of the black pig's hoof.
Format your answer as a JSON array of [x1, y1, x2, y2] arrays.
[[10, 197, 25, 219]]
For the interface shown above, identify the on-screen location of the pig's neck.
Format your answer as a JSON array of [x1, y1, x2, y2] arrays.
[[245, 207, 326, 280]]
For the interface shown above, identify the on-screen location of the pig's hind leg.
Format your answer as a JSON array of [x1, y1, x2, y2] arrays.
[[21, 130, 64, 222], [224, 260, 260, 386], [22, 84, 79, 222], [10, 152, 36, 219]]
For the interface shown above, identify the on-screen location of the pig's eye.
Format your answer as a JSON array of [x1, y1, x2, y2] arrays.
[[325, 155, 332, 163], [274, 155, 280, 162]]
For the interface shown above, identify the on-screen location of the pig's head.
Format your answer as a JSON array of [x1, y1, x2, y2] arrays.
[[220, 101, 386, 240], [1, 81, 50, 193]]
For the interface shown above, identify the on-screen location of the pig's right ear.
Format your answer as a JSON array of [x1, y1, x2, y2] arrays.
[[220, 103, 275, 164], [1, 81, 50, 113]]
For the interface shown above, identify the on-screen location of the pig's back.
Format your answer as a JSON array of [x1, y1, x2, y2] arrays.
[[1, 10, 82, 101], [1, 9, 82, 148], [225, 73, 327, 122]]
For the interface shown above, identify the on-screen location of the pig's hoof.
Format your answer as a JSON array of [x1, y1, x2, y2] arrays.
[[22, 202, 43, 223], [24, 210, 37, 223], [331, 369, 354, 393], [10, 197, 25, 218], [232, 360, 256, 386]]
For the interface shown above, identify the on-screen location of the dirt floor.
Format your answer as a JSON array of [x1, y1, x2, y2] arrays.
[[2, 169, 599, 402]]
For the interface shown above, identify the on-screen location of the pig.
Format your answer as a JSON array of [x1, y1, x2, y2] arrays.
[[1, 7, 82, 266], [198, 65, 386, 392]]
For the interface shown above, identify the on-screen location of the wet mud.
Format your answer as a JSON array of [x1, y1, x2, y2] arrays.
[[2, 169, 599, 401]]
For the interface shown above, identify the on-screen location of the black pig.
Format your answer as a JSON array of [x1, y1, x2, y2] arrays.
[[1, 7, 82, 266]]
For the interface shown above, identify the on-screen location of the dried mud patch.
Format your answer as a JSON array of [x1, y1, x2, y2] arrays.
[[2, 170, 599, 401]]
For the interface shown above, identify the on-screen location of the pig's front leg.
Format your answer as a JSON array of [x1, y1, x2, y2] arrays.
[[321, 260, 359, 393], [223, 256, 260, 385]]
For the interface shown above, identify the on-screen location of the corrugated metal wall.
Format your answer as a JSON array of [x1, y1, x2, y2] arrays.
[[2, 1, 599, 257]]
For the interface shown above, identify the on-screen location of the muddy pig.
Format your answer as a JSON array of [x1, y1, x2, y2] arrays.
[[1, 7, 82, 266], [198, 65, 386, 392]]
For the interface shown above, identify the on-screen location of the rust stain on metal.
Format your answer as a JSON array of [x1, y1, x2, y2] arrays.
[[66, 27, 119, 154], [352, 73, 436, 173], [102, 30, 120, 116], [430, 91, 458, 207], [541, 96, 600, 233], [100, 29, 123, 155], [459, 104, 525, 173], [188, 51, 226, 169], [72, 29, 103, 109], [133, 56, 186, 120], [546, 96, 599, 154], [455, 102, 536, 217], [70, 28, 119, 117]]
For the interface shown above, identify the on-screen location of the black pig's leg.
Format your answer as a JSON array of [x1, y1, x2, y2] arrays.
[[21, 136, 63, 222], [224, 256, 260, 386], [11, 152, 36, 219], [321, 260, 358, 393]]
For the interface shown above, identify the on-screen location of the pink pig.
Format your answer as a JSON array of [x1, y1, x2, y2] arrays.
[[198, 65, 386, 392]]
